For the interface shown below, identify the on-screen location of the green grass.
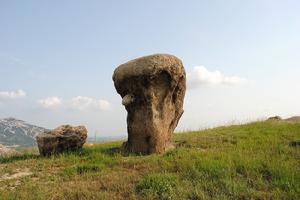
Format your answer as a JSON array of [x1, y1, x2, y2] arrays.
[[0, 120, 299, 200]]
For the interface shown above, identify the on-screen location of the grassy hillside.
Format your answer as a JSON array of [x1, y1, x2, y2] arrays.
[[0, 120, 299, 200]]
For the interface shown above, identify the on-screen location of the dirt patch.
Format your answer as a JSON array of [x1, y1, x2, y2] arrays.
[[0, 168, 32, 182]]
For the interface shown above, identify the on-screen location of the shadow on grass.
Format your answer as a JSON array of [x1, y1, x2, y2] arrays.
[[0, 154, 40, 164], [99, 147, 122, 155], [82, 146, 148, 157], [81, 146, 122, 156], [0, 149, 88, 164], [0, 145, 140, 164]]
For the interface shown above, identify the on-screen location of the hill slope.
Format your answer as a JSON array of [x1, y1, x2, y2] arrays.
[[0, 120, 299, 199], [0, 118, 47, 147]]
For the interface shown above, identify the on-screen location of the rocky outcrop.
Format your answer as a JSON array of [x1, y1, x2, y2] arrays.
[[113, 54, 186, 154], [267, 116, 282, 121], [36, 125, 87, 156]]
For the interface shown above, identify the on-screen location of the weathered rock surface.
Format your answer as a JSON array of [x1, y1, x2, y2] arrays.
[[0, 144, 18, 157], [36, 125, 87, 156], [113, 54, 186, 154]]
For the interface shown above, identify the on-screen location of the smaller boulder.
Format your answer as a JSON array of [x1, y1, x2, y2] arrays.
[[36, 125, 87, 156], [0, 144, 18, 157]]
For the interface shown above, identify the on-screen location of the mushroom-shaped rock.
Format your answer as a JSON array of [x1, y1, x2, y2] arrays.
[[113, 54, 186, 154], [36, 125, 87, 156]]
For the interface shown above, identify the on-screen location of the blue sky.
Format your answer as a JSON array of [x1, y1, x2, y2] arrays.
[[0, 1, 299, 137]]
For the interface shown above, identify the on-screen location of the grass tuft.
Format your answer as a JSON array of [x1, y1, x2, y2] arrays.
[[136, 174, 177, 200]]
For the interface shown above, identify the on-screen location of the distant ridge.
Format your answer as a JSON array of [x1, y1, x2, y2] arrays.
[[267, 116, 300, 123], [285, 116, 300, 123], [0, 118, 48, 147]]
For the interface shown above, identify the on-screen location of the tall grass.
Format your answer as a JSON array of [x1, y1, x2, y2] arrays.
[[0, 121, 299, 199]]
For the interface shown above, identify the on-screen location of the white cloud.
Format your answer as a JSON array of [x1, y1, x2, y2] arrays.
[[187, 66, 247, 88], [0, 89, 26, 100], [97, 100, 111, 110], [38, 97, 62, 109], [71, 96, 110, 111]]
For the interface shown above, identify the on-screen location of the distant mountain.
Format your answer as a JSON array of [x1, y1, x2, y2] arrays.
[[0, 118, 48, 147]]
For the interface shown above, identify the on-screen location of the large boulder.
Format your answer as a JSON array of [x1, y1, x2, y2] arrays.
[[113, 54, 186, 154], [36, 125, 87, 156]]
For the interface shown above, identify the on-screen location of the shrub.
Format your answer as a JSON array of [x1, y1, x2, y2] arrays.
[[76, 164, 101, 174], [136, 174, 178, 200]]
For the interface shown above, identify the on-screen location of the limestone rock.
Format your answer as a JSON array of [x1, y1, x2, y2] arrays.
[[0, 144, 18, 157], [113, 54, 186, 154], [36, 125, 87, 156]]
